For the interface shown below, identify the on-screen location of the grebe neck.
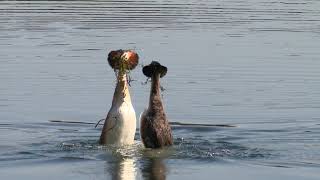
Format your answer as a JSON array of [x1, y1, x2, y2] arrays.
[[149, 74, 163, 109], [112, 73, 132, 106]]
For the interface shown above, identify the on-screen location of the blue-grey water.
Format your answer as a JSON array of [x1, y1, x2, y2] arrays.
[[1, 0, 320, 179]]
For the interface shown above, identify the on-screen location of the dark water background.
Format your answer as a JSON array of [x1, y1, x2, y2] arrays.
[[0, 0, 320, 179]]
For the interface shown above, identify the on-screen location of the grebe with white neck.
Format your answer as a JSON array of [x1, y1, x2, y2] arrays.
[[140, 61, 173, 148], [99, 50, 138, 145]]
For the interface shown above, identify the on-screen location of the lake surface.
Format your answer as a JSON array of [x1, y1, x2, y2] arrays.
[[0, 0, 320, 179]]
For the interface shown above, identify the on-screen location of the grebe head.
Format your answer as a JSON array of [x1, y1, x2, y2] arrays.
[[143, 61, 167, 78], [108, 49, 139, 71]]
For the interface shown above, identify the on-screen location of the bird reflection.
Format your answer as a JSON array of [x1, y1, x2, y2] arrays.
[[107, 156, 136, 180], [105, 146, 169, 180], [141, 158, 167, 180]]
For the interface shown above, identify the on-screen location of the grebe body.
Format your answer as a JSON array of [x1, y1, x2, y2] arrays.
[[140, 61, 173, 148]]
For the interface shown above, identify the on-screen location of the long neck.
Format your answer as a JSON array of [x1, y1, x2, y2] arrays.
[[112, 73, 132, 106], [149, 74, 163, 109]]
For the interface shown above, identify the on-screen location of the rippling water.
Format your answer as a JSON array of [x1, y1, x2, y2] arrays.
[[1, 0, 320, 179]]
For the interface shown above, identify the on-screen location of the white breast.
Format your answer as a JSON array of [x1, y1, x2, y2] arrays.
[[100, 74, 137, 146], [104, 101, 136, 145]]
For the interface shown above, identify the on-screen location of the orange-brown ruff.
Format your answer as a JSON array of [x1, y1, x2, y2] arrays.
[[140, 61, 173, 148]]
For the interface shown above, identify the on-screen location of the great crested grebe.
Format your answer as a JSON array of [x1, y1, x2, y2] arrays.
[[99, 50, 138, 145], [140, 61, 173, 148]]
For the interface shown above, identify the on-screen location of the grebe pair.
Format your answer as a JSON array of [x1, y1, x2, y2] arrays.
[[99, 50, 173, 148]]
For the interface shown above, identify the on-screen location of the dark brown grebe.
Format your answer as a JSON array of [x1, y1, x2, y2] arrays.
[[140, 61, 173, 148]]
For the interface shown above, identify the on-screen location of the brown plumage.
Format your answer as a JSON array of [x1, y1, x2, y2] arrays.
[[140, 61, 173, 148]]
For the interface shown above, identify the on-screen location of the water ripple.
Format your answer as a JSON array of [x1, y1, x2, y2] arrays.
[[1, 0, 319, 31]]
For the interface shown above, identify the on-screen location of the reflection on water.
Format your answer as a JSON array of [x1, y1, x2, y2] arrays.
[[106, 154, 167, 180], [0, 121, 320, 179], [141, 158, 166, 180], [108, 157, 136, 180], [103, 146, 168, 180]]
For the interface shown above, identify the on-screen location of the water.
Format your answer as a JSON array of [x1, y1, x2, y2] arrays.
[[1, 0, 320, 179]]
